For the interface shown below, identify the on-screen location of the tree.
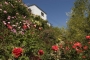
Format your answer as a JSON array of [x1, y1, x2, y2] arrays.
[[67, 0, 90, 41]]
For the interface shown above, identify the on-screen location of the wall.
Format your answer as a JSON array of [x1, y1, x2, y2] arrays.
[[28, 5, 47, 20]]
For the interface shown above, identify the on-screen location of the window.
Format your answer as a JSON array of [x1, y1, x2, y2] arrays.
[[28, 8, 31, 13], [41, 12, 44, 17]]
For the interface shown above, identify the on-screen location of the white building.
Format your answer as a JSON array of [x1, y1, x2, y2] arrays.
[[28, 4, 47, 20]]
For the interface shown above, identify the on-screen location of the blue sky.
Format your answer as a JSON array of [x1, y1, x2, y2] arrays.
[[22, 0, 75, 27]]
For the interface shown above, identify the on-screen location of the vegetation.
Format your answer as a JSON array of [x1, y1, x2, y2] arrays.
[[1, 0, 90, 60]]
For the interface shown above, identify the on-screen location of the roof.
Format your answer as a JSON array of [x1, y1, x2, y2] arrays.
[[28, 4, 47, 14]]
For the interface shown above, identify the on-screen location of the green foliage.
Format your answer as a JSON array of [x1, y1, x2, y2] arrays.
[[67, 0, 90, 41]]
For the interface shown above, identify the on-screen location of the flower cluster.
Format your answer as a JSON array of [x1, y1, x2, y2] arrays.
[[72, 42, 82, 49], [49, 35, 90, 59], [0, 1, 32, 35], [12, 47, 23, 58], [0, 1, 45, 36], [86, 35, 90, 40], [72, 42, 83, 53]]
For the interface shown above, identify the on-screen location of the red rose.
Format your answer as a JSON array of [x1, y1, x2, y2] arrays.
[[65, 46, 70, 51], [12, 47, 23, 58], [83, 46, 88, 50], [52, 45, 58, 51], [86, 35, 90, 40], [22, 24, 28, 30], [38, 49, 44, 55], [7, 24, 13, 30], [72, 42, 82, 49]]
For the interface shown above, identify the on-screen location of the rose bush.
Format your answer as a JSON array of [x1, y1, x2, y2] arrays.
[[1, 0, 90, 60], [0, 0, 53, 60], [51, 36, 90, 60]]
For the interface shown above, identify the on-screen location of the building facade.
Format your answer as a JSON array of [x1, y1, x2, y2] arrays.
[[28, 5, 47, 20]]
